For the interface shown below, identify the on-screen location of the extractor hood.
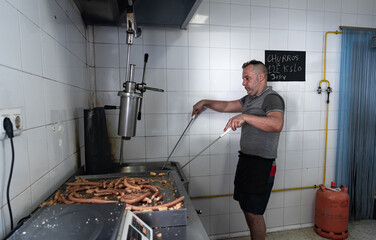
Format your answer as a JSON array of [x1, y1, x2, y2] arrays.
[[73, 0, 202, 29]]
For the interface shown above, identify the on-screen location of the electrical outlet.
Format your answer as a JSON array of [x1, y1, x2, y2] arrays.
[[0, 108, 23, 140]]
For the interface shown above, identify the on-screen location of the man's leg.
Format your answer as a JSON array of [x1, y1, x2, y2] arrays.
[[243, 211, 266, 240]]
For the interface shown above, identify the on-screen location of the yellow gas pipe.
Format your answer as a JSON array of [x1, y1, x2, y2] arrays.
[[190, 31, 342, 200]]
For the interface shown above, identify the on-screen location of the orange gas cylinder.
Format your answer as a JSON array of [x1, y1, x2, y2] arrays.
[[314, 184, 349, 239]]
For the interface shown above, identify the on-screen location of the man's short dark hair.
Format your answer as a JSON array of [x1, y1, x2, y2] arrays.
[[242, 60, 268, 80]]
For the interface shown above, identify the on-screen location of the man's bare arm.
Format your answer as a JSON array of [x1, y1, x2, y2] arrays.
[[192, 99, 242, 116]]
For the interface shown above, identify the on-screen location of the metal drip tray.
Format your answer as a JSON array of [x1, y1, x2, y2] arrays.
[[109, 161, 189, 192], [7, 203, 125, 240]]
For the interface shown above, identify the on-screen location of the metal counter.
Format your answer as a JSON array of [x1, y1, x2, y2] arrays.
[[151, 170, 209, 240]]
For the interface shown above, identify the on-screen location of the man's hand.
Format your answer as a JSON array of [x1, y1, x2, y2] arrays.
[[225, 114, 245, 131], [192, 100, 206, 116]]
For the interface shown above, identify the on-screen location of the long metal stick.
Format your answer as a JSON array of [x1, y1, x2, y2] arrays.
[[181, 128, 231, 169], [161, 115, 196, 170]]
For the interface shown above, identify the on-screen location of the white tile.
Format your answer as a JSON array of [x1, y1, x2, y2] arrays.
[[30, 174, 51, 209], [0, 67, 24, 109], [190, 155, 210, 176], [23, 73, 46, 128], [146, 136, 167, 158], [268, 191, 284, 209], [189, 176, 210, 196], [210, 3, 231, 26], [302, 149, 319, 169], [288, 30, 306, 51], [306, 52, 322, 72], [251, 6, 270, 28], [44, 80, 62, 124], [284, 169, 302, 188], [144, 91, 167, 114], [266, 208, 284, 228], [230, 71, 246, 91], [284, 206, 301, 225], [286, 91, 305, 111], [271, 0, 288, 8], [1, 134, 30, 202], [209, 70, 231, 91], [210, 48, 230, 70], [144, 46, 167, 69], [94, 26, 119, 43], [285, 150, 303, 169], [166, 28, 188, 46], [325, 0, 342, 12], [307, 11, 324, 31], [6, 189, 32, 230], [230, 27, 250, 49], [250, 28, 270, 49], [231, 4, 251, 27], [167, 69, 188, 92], [39, 0, 66, 46], [303, 131, 320, 150], [232, 0, 251, 5], [122, 137, 146, 159], [189, 113, 210, 135], [144, 68, 166, 91], [167, 114, 192, 135], [251, 0, 270, 7], [27, 127, 48, 184], [270, 8, 289, 29], [301, 204, 315, 223], [286, 112, 304, 131], [270, 29, 288, 50], [210, 175, 230, 195], [95, 67, 120, 91], [289, 0, 307, 9], [19, 14, 43, 75], [119, 44, 143, 68], [302, 167, 319, 186], [210, 26, 230, 48], [210, 154, 230, 175], [167, 46, 188, 69], [142, 27, 166, 45], [210, 197, 230, 215], [190, 134, 210, 155], [19, 0, 40, 26], [41, 31, 58, 80], [324, 12, 341, 32], [340, 13, 357, 28], [342, 0, 357, 14], [192, 199, 211, 216], [357, 0, 374, 15], [167, 92, 189, 113], [303, 110, 321, 130], [46, 123, 64, 169], [167, 135, 189, 157], [285, 131, 303, 151], [145, 114, 167, 136], [284, 189, 301, 207], [301, 188, 316, 205], [211, 214, 230, 235], [199, 215, 211, 235], [289, 9, 306, 30], [357, 14, 374, 27], [230, 212, 249, 232], [188, 25, 210, 47], [189, 47, 210, 69], [94, 43, 119, 68], [189, 70, 210, 91], [304, 92, 321, 111]]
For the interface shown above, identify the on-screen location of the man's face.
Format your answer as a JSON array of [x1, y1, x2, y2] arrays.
[[242, 65, 261, 96]]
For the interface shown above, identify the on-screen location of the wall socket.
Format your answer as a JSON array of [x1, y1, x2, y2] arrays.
[[0, 108, 23, 140]]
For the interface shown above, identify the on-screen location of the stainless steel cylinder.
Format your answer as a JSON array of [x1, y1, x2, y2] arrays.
[[118, 91, 142, 138]]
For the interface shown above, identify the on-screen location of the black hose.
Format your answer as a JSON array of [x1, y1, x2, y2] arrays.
[[3, 117, 15, 230]]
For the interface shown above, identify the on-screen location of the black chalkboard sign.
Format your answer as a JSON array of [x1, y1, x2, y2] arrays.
[[265, 50, 306, 81]]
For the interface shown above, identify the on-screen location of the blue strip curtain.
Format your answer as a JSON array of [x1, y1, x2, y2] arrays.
[[336, 29, 376, 219]]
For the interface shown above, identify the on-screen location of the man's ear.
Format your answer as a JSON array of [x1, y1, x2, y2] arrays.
[[258, 72, 265, 82]]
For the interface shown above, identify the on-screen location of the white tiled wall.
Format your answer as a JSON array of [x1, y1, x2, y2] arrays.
[[0, 0, 89, 238], [0, 0, 375, 238], [94, 0, 376, 238]]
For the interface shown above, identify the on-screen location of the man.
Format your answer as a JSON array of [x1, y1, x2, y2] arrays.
[[192, 60, 284, 240]]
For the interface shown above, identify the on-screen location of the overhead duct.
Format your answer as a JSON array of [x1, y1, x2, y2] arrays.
[[73, 0, 202, 29]]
